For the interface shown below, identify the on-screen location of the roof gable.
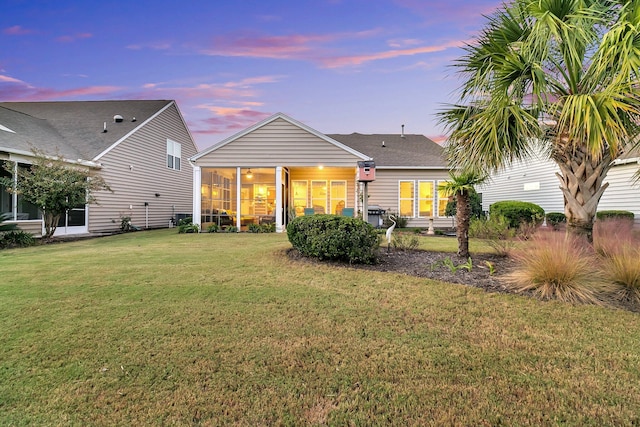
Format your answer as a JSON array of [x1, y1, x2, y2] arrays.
[[191, 112, 370, 162]]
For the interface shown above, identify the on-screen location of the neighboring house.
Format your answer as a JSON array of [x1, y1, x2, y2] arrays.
[[190, 113, 449, 233], [479, 147, 640, 223], [0, 100, 197, 237]]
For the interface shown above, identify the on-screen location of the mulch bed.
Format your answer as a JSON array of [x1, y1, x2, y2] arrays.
[[287, 247, 517, 294], [287, 248, 639, 313]]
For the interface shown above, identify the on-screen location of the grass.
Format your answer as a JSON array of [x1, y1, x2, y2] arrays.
[[2, 230, 640, 425]]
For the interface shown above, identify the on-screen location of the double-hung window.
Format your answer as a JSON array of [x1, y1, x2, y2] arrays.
[[167, 139, 181, 171], [399, 181, 415, 217], [437, 180, 451, 217], [418, 181, 435, 217]]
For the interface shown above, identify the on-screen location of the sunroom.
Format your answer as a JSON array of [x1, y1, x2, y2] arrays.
[[190, 113, 370, 232]]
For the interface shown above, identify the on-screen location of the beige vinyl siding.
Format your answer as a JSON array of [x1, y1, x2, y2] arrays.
[[598, 163, 640, 224], [14, 220, 43, 237], [368, 169, 451, 228], [195, 118, 363, 167], [289, 167, 357, 213], [88, 104, 198, 232], [479, 150, 565, 214]]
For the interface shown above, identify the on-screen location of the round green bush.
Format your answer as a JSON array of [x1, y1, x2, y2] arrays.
[[489, 201, 545, 229], [287, 214, 380, 264]]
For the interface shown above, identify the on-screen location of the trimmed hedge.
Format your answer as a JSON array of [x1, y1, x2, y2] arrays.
[[596, 210, 635, 221], [546, 212, 566, 229], [287, 214, 380, 264], [490, 201, 545, 229]]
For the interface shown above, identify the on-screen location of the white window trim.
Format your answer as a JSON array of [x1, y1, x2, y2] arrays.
[[436, 180, 451, 218], [417, 180, 436, 218], [166, 139, 181, 171], [398, 180, 416, 218]]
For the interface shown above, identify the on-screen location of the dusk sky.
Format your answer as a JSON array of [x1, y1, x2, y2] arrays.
[[1, 0, 502, 150]]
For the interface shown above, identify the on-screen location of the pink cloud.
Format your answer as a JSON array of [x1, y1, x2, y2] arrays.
[[429, 134, 449, 145], [202, 33, 335, 59], [320, 39, 467, 68], [56, 33, 93, 43], [0, 74, 121, 100], [190, 109, 271, 136], [3, 25, 34, 35]]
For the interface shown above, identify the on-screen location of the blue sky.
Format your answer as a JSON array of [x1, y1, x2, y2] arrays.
[[1, 0, 502, 150]]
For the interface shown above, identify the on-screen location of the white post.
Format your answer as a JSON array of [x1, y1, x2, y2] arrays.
[[236, 167, 242, 231], [362, 181, 369, 223], [191, 164, 201, 229], [275, 166, 283, 232]]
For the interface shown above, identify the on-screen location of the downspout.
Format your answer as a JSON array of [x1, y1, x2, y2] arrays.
[[12, 162, 18, 221]]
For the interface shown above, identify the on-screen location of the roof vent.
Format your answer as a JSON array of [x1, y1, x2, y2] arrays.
[[401, 124, 405, 138], [132, 117, 137, 122], [103, 122, 108, 133], [114, 115, 124, 123]]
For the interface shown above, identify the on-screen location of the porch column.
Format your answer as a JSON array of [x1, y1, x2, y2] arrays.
[[236, 167, 241, 231], [275, 166, 283, 233], [192, 165, 201, 229]]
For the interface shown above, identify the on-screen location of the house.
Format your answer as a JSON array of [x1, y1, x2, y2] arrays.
[[190, 113, 450, 232], [479, 147, 640, 224], [0, 100, 198, 236]]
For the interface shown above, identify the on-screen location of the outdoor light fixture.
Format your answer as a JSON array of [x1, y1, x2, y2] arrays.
[[246, 168, 253, 179]]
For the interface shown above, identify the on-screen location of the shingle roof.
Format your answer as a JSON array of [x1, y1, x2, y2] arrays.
[[328, 133, 446, 168], [0, 100, 172, 161]]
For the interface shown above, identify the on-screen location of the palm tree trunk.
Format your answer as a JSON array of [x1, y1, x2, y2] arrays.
[[553, 145, 611, 244], [456, 192, 471, 258]]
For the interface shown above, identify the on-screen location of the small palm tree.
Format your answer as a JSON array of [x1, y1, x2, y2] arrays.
[[439, 0, 640, 245], [439, 171, 486, 258]]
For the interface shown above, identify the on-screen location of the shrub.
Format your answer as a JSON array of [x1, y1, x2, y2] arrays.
[[546, 212, 566, 230], [391, 232, 420, 251], [0, 230, 35, 249], [489, 201, 545, 229], [503, 233, 610, 305], [207, 224, 220, 233], [177, 217, 199, 233], [226, 225, 238, 233], [287, 214, 380, 264], [382, 212, 408, 229], [120, 215, 134, 232], [469, 215, 517, 256], [596, 210, 635, 221]]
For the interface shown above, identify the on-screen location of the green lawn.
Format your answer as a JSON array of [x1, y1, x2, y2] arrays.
[[1, 230, 639, 425]]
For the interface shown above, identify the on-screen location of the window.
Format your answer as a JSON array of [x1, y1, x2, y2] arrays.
[[437, 180, 451, 217], [399, 181, 415, 217], [167, 139, 181, 171], [418, 181, 434, 217], [330, 181, 346, 215], [292, 180, 308, 216], [311, 181, 327, 214]]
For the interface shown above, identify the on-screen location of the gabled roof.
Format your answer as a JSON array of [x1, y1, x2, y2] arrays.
[[328, 133, 446, 168], [0, 100, 174, 162], [191, 112, 371, 162]]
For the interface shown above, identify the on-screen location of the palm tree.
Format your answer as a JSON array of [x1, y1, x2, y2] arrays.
[[439, 171, 486, 259], [439, 0, 640, 244]]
